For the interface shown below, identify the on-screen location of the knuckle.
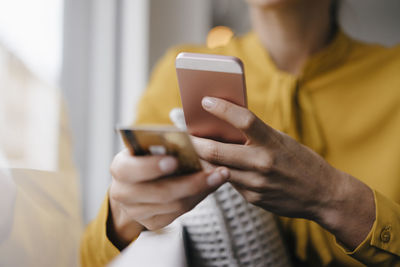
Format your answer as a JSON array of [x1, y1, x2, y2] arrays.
[[110, 191, 123, 202], [109, 182, 124, 203], [110, 190, 123, 203], [253, 150, 274, 173], [216, 100, 229, 114], [250, 177, 269, 190], [110, 153, 129, 181], [110, 160, 122, 181], [240, 111, 257, 131], [205, 142, 221, 162], [244, 191, 263, 205]]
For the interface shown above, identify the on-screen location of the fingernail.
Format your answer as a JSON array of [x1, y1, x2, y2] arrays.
[[207, 172, 223, 187], [159, 157, 177, 173], [202, 97, 216, 110]]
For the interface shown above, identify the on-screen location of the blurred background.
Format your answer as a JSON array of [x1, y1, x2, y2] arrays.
[[1, 0, 400, 226]]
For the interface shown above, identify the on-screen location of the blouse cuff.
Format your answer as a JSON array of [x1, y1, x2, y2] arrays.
[[335, 190, 400, 265]]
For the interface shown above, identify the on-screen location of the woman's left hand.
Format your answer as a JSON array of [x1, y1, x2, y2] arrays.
[[192, 97, 376, 250]]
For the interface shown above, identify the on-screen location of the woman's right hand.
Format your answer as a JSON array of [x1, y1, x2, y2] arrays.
[[108, 149, 229, 249]]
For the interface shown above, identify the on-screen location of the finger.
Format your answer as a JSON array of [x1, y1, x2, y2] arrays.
[[110, 149, 178, 183], [227, 168, 273, 193], [201, 97, 279, 144], [192, 136, 274, 172], [119, 167, 230, 204], [233, 185, 264, 206], [199, 159, 216, 172], [232, 182, 285, 214]]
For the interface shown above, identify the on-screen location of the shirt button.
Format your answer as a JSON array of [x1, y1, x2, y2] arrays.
[[380, 226, 392, 243]]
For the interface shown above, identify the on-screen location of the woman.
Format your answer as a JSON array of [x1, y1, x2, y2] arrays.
[[81, 0, 400, 266]]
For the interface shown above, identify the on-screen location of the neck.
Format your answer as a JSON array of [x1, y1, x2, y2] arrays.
[[250, 2, 335, 75]]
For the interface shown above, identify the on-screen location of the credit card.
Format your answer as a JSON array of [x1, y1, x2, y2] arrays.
[[118, 126, 202, 175]]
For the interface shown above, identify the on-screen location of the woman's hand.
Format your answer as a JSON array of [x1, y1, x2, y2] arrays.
[[192, 97, 376, 250], [108, 149, 229, 250]]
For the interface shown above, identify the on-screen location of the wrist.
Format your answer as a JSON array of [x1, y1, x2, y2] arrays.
[[316, 169, 376, 250], [107, 197, 144, 250]]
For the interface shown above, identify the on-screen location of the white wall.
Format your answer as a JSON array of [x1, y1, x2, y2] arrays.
[[340, 0, 400, 46], [224, 0, 400, 46], [208, 0, 400, 47], [148, 0, 212, 71]]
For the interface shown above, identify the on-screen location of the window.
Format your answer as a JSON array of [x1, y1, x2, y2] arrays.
[[0, 0, 63, 171], [0, 0, 63, 84]]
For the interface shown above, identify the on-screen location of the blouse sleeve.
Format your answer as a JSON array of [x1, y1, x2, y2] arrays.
[[334, 190, 400, 266], [80, 195, 120, 267]]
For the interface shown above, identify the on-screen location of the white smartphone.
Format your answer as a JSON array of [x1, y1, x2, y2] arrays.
[[176, 52, 247, 144]]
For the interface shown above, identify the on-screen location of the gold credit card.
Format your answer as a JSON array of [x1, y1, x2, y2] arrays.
[[118, 126, 202, 175]]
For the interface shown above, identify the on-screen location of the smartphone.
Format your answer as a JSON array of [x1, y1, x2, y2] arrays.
[[176, 52, 247, 144], [118, 126, 202, 175]]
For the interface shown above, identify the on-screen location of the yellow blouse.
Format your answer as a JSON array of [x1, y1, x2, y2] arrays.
[[81, 31, 400, 266]]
